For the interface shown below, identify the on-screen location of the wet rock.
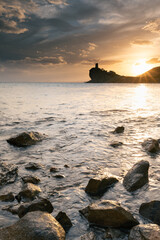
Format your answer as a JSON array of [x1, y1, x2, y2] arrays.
[[64, 165, 69, 168], [50, 167, 59, 173], [80, 200, 139, 228], [7, 131, 46, 147], [129, 224, 160, 240], [25, 162, 43, 171], [79, 232, 96, 240], [105, 228, 129, 240], [139, 201, 160, 225], [123, 160, 149, 192], [18, 198, 53, 218], [2, 204, 19, 215], [0, 211, 65, 240], [113, 126, 124, 134], [0, 162, 18, 186], [56, 211, 72, 232], [142, 138, 160, 153], [0, 192, 14, 202], [85, 176, 118, 196], [22, 175, 40, 184], [17, 183, 41, 200], [54, 174, 65, 179], [110, 141, 123, 148]]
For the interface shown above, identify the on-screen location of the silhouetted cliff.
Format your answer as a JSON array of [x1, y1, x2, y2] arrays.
[[87, 64, 160, 83]]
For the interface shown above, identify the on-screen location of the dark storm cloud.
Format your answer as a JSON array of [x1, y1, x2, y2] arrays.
[[1, 0, 160, 68]]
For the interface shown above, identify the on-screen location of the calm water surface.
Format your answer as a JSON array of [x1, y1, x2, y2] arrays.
[[0, 83, 160, 239]]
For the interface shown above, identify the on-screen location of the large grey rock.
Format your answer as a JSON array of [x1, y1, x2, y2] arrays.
[[0, 163, 18, 186], [142, 138, 160, 153], [123, 160, 149, 192], [56, 211, 72, 232], [17, 183, 41, 200], [7, 131, 46, 147], [80, 200, 139, 229], [139, 201, 160, 225], [0, 211, 65, 240], [85, 176, 118, 196], [18, 198, 54, 218], [129, 224, 160, 240]]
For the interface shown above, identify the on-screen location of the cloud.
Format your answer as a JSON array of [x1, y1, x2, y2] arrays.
[[80, 43, 97, 57], [81, 59, 122, 66], [143, 18, 160, 33], [146, 58, 160, 64], [0, 19, 28, 34], [131, 40, 153, 46]]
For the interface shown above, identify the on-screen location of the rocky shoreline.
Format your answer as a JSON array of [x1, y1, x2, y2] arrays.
[[0, 130, 160, 239]]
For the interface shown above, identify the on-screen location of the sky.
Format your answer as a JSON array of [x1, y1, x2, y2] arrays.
[[0, 0, 160, 82]]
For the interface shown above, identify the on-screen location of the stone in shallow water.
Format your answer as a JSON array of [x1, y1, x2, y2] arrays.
[[113, 126, 125, 134], [25, 162, 43, 171], [22, 175, 40, 184], [7, 131, 46, 147], [56, 211, 72, 232], [0, 211, 65, 240], [123, 160, 149, 192], [17, 183, 41, 200], [0, 192, 14, 202], [85, 176, 118, 196], [139, 200, 160, 225], [0, 162, 18, 186], [142, 138, 160, 153], [129, 224, 160, 240], [80, 200, 139, 229], [110, 141, 123, 148]]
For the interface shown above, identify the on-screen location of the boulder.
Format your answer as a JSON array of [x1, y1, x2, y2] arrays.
[[139, 201, 160, 225], [0, 211, 65, 240], [22, 175, 40, 184], [18, 198, 54, 218], [17, 183, 41, 200], [123, 160, 149, 192], [56, 211, 72, 232], [7, 131, 46, 147], [85, 176, 118, 196], [0, 162, 18, 186], [113, 126, 124, 134], [110, 141, 123, 148], [80, 200, 139, 228], [129, 224, 160, 240], [25, 162, 43, 171], [142, 138, 160, 153], [0, 192, 14, 202], [79, 232, 96, 240]]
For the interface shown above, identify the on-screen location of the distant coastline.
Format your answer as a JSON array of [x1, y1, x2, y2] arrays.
[[87, 63, 160, 83]]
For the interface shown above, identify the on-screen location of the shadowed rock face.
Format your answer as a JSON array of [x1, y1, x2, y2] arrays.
[[7, 131, 46, 147], [129, 224, 160, 240], [56, 211, 72, 232], [80, 200, 139, 229], [0, 211, 65, 240], [0, 163, 18, 186], [123, 160, 149, 192], [139, 201, 160, 225]]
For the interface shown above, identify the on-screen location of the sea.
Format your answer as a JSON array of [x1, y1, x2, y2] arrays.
[[0, 82, 160, 239]]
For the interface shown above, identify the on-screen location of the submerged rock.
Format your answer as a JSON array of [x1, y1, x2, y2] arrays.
[[17, 183, 41, 200], [80, 200, 139, 228], [18, 198, 53, 218], [2, 204, 19, 215], [0, 211, 65, 240], [56, 211, 72, 232], [139, 201, 160, 225], [113, 126, 125, 134], [85, 176, 118, 196], [110, 141, 123, 148], [142, 138, 160, 153], [25, 162, 43, 171], [0, 192, 14, 202], [123, 160, 149, 192], [129, 224, 160, 240], [0, 163, 18, 186], [22, 175, 40, 184], [7, 131, 46, 147]]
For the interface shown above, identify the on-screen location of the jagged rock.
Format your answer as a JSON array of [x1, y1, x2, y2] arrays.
[[0, 211, 65, 240], [56, 211, 72, 232], [85, 176, 118, 196], [129, 224, 160, 240], [123, 160, 149, 192], [0, 192, 14, 202], [17, 183, 41, 200], [139, 201, 160, 225], [50, 167, 59, 173], [22, 175, 40, 184], [18, 198, 54, 218], [113, 126, 124, 134], [7, 131, 46, 147], [79, 232, 96, 240], [25, 162, 43, 171], [80, 200, 139, 228], [0, 162, 18, 186], [110, 141, 123, 148], [142, 138, 160, 153]]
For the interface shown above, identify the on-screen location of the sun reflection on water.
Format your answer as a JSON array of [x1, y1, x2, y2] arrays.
[[132, 84, 148, 110]]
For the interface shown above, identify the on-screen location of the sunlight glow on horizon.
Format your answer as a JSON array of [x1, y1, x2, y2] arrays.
[[132, 59, 153, 76]]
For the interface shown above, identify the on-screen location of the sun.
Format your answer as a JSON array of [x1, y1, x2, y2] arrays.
[[132, 59, 152, 76]]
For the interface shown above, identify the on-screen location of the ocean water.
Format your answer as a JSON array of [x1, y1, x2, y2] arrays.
[[0, 82, 160, 239]]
